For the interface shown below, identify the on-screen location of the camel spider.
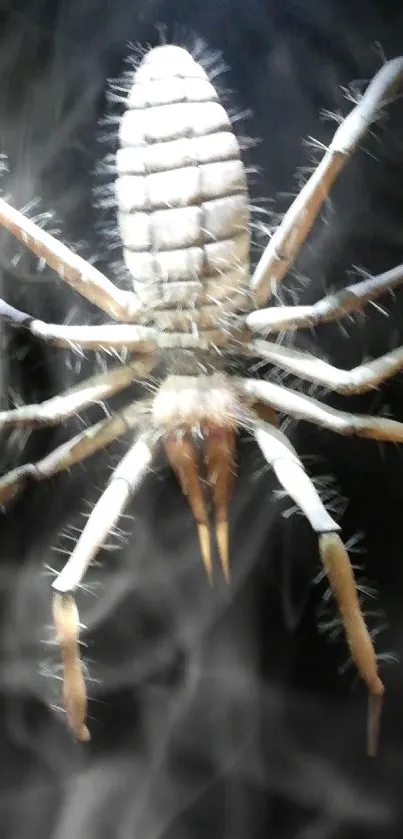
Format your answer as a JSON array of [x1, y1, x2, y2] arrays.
[[0, 45, 403, 754]]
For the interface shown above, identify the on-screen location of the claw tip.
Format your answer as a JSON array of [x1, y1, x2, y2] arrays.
[[216, 519, 230, 584], [197, 523, 213, 584]]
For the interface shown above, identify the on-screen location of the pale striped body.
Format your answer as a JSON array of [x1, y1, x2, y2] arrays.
[[116, 45, 251, 336]]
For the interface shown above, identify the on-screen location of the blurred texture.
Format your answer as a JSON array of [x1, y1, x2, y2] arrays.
[[1, 1, 403, 837]]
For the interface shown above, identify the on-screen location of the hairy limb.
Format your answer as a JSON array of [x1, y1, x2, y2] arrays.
[[253, 420, 383, 755], [0, 357, 155, 430], [11, 318, 224, 352], [53, 594, 90, 742], [238, 377, 403, 441], [29, 321, 157, 351], [52, 429, 157, 595], [52, 430, 157, 740], [250, 58, 403, 307], [0, 197, 142, 321], [246, 263, 403, 334], [254, 421, 339, 532], [0, 400, 150, 505], [248, 338, 403, 395]]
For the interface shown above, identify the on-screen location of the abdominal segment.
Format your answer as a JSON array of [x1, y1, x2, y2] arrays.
[[116, 45, 251, 333]]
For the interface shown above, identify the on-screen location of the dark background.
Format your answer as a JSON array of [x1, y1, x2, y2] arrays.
[[1, 1, 403, 836]]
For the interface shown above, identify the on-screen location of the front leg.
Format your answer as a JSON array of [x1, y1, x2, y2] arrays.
[[6, 317, 223, 352]]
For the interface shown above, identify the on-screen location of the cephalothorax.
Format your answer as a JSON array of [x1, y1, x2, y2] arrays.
[[2, 44, 403, 753]]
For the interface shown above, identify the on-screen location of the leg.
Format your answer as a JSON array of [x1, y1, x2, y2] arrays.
[[252, 419, 383, 756], [28, 320, 157, 351], [52, 430, 158, 741], [237, 377, 403, 442], [0, 197, 142, 322], [247, 338, 403, 394], [0, 357, 155, 430], [19, 319, 222, 352], [245, 263, 403, 334], [0, 400, 149, 505], [250, 58, 403, 307]]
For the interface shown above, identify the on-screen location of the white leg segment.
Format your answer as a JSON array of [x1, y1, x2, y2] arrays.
[[29, 320, 157, 351], [238, 377, 403, 441], [0, 196, 143, 321], [253, 421, 339, 532], [246, 263, 403, 334], [0, 358, 154, 429], [250, 59, 403, 306], [52, 430, 157, 594], [250, 339, 403, 394]]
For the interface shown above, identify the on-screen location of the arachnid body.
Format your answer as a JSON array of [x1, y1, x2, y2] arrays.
[[2, 44, 403, 753]]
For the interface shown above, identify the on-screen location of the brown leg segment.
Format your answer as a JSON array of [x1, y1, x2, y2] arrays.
[[164, 435, 212, 582], [0, 401, 149, 506], [204, 428, 237, 583], [52, 593, 90, 743], [250, 58, 403, 306], [319, 533, 384, 757], [0, 196, 142, 321]]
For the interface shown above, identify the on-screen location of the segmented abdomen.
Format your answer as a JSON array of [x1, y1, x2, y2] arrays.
[[116, 45, 251, 335]]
